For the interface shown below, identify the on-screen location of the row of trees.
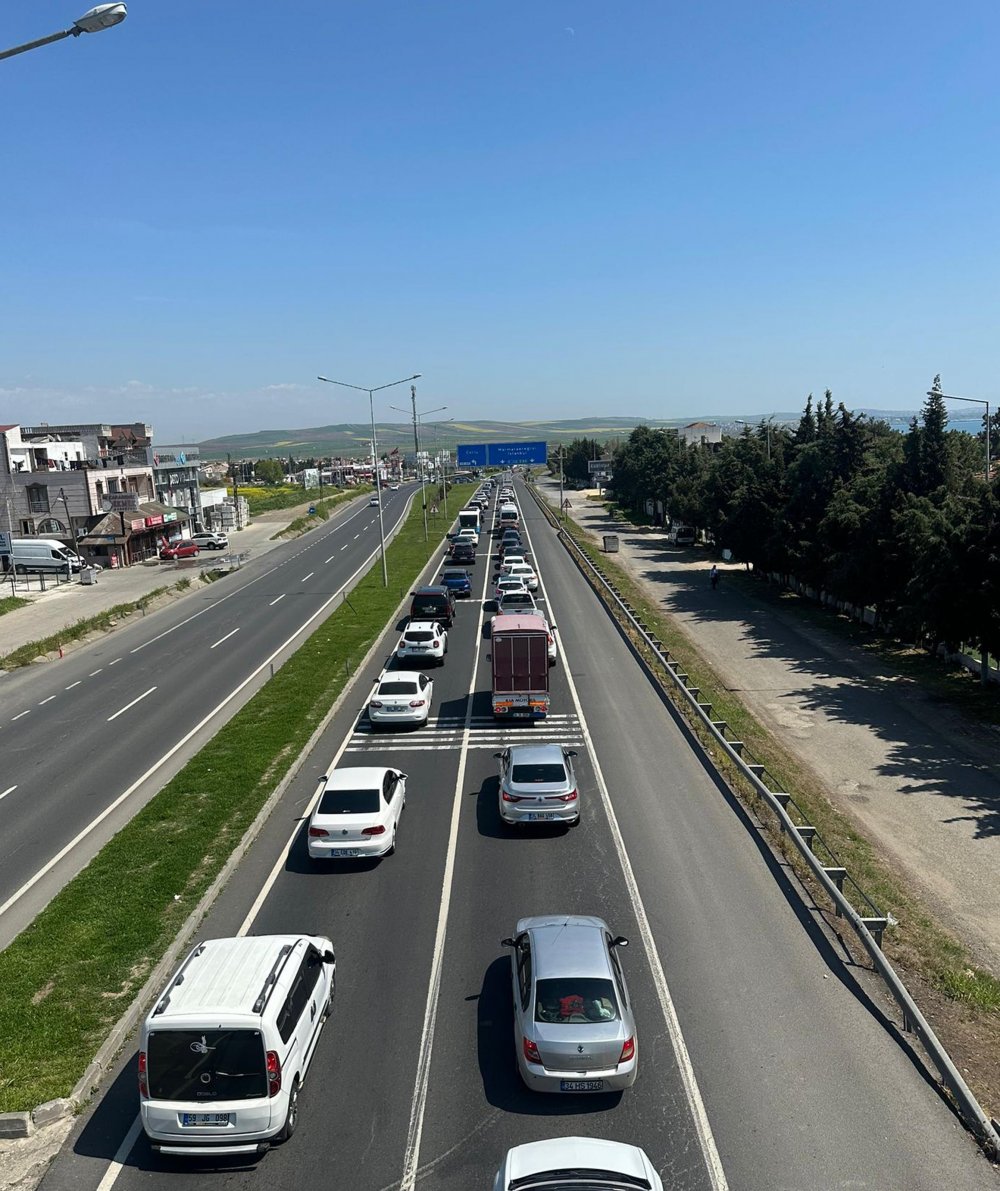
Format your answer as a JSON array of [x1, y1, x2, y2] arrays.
[[597, 381, 1000, 669]]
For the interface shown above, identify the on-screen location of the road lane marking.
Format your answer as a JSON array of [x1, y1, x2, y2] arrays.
[[301, 572, 314, 582], [107, 687, 157, 722], [94, 1116, 142, 1191], [269, 594, 285, 607], [521, 490, 729, 1190], [109, 658, 121, 666], [325, 554, 336, 563], [354, 533, 360, 539], [341, 544, 348, 550], [11, 710, 30, 721], [210, 628, 241, 650], [65, 681, 81, 690], [0, 786, 16, 802], [39, 695, 57, 706], [89, 669, 103, 676]]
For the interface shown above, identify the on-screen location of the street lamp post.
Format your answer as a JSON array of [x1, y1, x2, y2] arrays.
[[930, 388, 991, 484], [734, 417, 773, 461], [317, 373, 421, 586], [0, 4, 127, 61], [390, 392, 446, 542]]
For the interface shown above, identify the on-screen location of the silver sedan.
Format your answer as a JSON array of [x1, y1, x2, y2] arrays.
[[495, 744, 577, 825], [502, 915, 637, 1093]]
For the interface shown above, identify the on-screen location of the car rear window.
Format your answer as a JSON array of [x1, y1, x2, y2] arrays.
[[405, 630, 434, 642], [510, 763, 567, 784], [534, 979, 619, 1024], [413, 599, 447, 614], [318, 787, 380, 814], [442, 570, 465, 580], [147, 1029, 266, 1101], [378, 681, 418, 695]]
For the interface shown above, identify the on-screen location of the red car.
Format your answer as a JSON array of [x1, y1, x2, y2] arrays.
[[159, 540, 200, 560]]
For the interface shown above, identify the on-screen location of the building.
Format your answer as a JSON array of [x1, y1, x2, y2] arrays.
[[149, 445, 205, 530], [677, 422, 723, 448]]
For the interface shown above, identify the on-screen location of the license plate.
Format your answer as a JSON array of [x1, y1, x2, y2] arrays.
[[523, 813, 552, 821], [337, 848, 361, 857], [181, 1112, 231, 1126], [560, 1080, 604, 1092]]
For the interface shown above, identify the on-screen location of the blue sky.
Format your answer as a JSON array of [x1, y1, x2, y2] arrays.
[[2, 1, 998, 442]]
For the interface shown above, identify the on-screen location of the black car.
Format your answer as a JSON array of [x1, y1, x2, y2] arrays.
[[451, 540, 476, 565], [409, 585, 456, 627]]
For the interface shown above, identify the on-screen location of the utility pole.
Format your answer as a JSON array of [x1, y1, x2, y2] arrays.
[[411, 385, 428, 541], [559, 445, 565, 521]]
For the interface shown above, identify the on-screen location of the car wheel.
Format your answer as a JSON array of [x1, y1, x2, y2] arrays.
[[386, 829, 396, 856], [324, 971, 337, 1018], [279, 1079, 300, 1142]]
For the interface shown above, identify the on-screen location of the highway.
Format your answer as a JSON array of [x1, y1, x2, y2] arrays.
[[39, 481, 992, 1190], [0, 489, 412, 948]]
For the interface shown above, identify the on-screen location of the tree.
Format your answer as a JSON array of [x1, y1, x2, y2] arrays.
[[255, 458, 284, 485]]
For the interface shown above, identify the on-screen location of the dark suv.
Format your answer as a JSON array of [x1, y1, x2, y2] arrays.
[[451, 540, 476, 565], [409, 585, 456, 627]]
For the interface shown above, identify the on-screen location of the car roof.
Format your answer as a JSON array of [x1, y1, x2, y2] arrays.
[[405, 620, 441, 631], [325, 766, 392, 786], [507, 743, 567, 765], [413, 585, 448, 596], [519, 917, 612, 979], [377, 674, 420, 688]]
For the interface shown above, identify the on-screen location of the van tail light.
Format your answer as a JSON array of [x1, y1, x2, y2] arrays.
[[557, 790, 578, 803], [370, 700, 383, 708], [266, 1050, 282, 1096], [502, 790, 524, 803], [523, 1037, 542, 1065], [409, 700, 426, 708], [308, 826, 329, 838], [619, 1036, 635, 1064], [138, 1050, 148, 1098], [362, 825, 386, 836]]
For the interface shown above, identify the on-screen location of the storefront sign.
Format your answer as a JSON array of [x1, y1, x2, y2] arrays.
[[144, 514, 164, 528]]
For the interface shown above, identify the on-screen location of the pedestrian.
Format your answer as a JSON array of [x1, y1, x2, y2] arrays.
[[710, 564, 719, 590]]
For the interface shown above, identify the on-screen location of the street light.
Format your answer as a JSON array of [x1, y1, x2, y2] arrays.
[[316, 373, 421, 586], [734, 417, 774, 462], [390, 392, 446, 542], [0, 4, 127, 61], [929, 388, 991, 483]]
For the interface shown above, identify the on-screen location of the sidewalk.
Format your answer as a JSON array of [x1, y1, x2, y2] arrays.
[[539, 479, 1000, 977], [0, 498, 352, 663]]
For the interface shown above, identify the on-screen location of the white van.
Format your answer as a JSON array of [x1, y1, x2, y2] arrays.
[[10, 538, 81, 574], [139, 934, 336, 1157], [498, 503, 519, 531]]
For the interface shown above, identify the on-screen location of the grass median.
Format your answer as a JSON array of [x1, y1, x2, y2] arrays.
[[0, 496, 447, 1113], [273, 485, 372, 539]]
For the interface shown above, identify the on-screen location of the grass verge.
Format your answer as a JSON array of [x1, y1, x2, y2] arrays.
[[0, 496, 445, 1113], [273, 486, 372, 539], [531, 485, 1000, 1116], [0, 588, 174, 671], [0, 595, 31, 617]]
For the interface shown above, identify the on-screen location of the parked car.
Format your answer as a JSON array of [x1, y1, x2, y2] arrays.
[[397, 620, 448, 666], [501, 915, 637, 1093], [409, 585, 456, 627], [451, 541, 477, 566], [368, 673, 433, 727], [159, 541, 200, 560], [191, 532, 229, 551], [440, 567, 473, 598], [493, 1138, 663, 1191], [495, 744, 579, 827], [307, 767, 406, 860], [669, 525, 697, 546]]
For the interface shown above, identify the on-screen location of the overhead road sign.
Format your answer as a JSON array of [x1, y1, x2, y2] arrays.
[[456, 441, 547, 467]]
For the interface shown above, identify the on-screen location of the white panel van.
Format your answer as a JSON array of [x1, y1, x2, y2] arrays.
[[10, 538, 81, 573]]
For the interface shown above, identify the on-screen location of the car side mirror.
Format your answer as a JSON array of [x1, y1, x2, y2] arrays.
[[566, 750, 578, 757], [493, 752, 503, 759], [322, 950, 336, 964], [500, 937, 516, 948], [612, 935, 629, 948]]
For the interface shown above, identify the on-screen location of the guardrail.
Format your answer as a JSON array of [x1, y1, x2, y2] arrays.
[[526, 480, 1000, 1158]]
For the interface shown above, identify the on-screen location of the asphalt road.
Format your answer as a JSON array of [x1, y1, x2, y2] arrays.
[[38, 481, 993, 1191], [0, 490, 414, 947]]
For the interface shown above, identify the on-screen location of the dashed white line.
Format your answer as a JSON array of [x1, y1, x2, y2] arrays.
[[109, 658, 122, 666], [106, 687, 157, 722], [340, 544, 348, 551], [354, 533, 360, 539], [269, 594, 285, 607], [89, 668, 103, 676], [0, 786, 17, 802], [301, 572, 314, 583], [65, 681, 82, 690], [39, 696, 57, 706], [325, 555, 336, 563], [210, 628, 241, 650], [11, 710, 30, 721]]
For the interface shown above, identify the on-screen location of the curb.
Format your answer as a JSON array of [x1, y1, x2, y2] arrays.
[[23, 492, 443, 1130]]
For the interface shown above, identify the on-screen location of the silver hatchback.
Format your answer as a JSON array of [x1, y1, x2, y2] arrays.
[[495, 744, 578, 826], [501, 915, 637, 1094]]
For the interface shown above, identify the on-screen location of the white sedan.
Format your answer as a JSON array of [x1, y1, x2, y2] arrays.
[[504, 562, 538, 591], [368, 673, 433, 727], [493, 1137, 662, 1191], [307, 766, 407, 860], [494, 574, 528, 605]]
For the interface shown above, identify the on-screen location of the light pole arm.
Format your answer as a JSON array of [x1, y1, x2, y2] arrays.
[[0, 28, 73, 61]]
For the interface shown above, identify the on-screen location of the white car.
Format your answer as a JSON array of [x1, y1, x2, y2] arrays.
[[368, 673, 433, 727], [504, 562, 538, 591], [500, 553, 529, 573], [397, 620, 448, 666], [190, 532, 229, 551], [494, 574, 528, 605], [369, 496, 380, 506], [493, 1137, 663, 1191], [307, 766, 406, 860], [495, 590, 538, 616]]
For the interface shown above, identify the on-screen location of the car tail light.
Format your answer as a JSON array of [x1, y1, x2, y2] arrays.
[[433, 639, 440, 647], [502, 790, 524, 803], [138, 1050, 148, 1098], [308, 826, 328, 838], [362, 825, 386, 836], [370, 700, 383, 708], [266, 1050, 281, 1096], [523, 1037, 542, 1064], [409, 700, 426, 708], [619, 1036, 635, 1063], [557, 789, 578, 803]]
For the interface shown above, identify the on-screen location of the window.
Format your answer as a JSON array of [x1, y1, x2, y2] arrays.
[[277, 945, 324, 1043], [516, 935, 532, 1012], [383, 773, 397, 803], [317, 787, 380, 815], [534, 978, 619, 1024], [607, 936, 628, 1009], [26, 484, 49, 514], [510, 763, 568, 785], [147, 1029, 267, 1100]]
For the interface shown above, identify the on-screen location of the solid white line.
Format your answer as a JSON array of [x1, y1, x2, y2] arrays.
[[65, 681, 82, 690], [39, 695, 57, 706], [107, 687, 157, 722], [269, 594, 285, 607], [0, 786, 16, 802], [210, 628, 241, 650], [521, 489, 729, 1189], [301, 572, 314, 583], [94, 1116, 142, 1191], [12, 710, 30, 721]]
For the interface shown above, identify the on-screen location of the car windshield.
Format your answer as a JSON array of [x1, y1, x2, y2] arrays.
[[511, 763, 567, 784], [405, 631, 434, 642], [378, 681, 419, 696], [534, 978, 619, 1024], [318, 787, 380, 814], [147, 1029, 266, 1101]]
